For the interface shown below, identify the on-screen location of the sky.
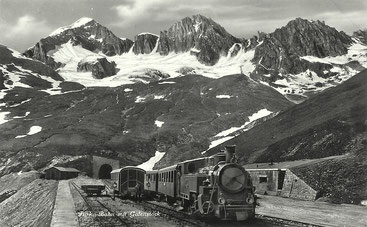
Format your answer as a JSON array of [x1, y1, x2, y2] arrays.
[[1, 0, 367, 52]]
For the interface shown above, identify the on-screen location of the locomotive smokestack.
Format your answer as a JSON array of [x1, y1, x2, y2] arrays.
[[225, 145, 236, 163]]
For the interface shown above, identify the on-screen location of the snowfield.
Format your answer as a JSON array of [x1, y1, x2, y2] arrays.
[[270, 41, 367, 98], [137, 151, 166, 171], [47, 41, 256, 87]]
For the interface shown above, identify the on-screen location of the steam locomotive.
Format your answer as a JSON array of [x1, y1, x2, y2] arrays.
[[144, 145, 256, 221]]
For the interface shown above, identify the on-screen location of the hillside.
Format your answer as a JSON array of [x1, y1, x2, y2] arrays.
[[206, 69, 367, 162], [0, 57, 292, 176], [205, 70, 367, 203]]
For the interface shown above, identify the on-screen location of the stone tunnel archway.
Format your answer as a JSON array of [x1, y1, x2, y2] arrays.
[[92, 156, 120, 179], [98, 164, 113, 179]]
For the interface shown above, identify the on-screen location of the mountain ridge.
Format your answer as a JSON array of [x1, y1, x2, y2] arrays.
[[22, 15, 367, 103]]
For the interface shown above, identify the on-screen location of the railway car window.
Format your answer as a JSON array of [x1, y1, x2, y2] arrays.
[[138, 171, 144, 183], [129, 170, 136, 179], [259, 176, 268, 183], [170, 171, 173, 182], [121, 170, 127, 183], [188, 162, 195, 173]]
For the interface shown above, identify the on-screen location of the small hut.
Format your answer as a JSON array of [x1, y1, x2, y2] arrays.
[[45, 166, 80, 180]]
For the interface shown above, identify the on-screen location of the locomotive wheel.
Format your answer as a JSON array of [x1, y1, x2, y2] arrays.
[[166, 196, 175, 205], [188, 200, 198, 215]]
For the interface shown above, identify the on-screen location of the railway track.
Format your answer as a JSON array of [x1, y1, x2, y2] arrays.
[[255, 214, 324, 227], [143, 200, 324, 227], [71, 181, 322, 227], [70, 182, 134, 227], [142, 200, 208, 227]]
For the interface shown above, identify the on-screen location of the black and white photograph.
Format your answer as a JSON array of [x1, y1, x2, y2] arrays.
[[0, 0, 366, 226]]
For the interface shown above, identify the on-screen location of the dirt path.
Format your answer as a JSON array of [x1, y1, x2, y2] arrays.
[[256, 195, 367, 227]]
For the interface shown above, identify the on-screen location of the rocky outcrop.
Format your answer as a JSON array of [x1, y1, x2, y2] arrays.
[[176, 66, 196, 75], [77, 58, 117, 79], [0, 44, 63, 82], [0, 70, 6, 90], [133, 33, 159, 54], [353, 30, 367, 44], [24, 18, 133, 69], [157, 14, 241, 65], [252, 18, 353, 78], [128, 68, 170, 82]]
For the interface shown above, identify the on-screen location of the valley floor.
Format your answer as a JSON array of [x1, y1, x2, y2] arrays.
[[256, 194, 367, 227]]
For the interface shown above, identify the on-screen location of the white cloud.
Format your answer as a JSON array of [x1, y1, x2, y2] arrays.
[[113, 0, 170, 26], [0, 15, 52, 51], [2, 15, 49, 38]]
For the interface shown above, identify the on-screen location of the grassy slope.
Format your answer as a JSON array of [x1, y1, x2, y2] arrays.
[[206, 70, 367, 162]]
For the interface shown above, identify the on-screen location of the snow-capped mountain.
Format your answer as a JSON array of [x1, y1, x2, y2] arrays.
[[23, 15, 367, 103], [24, 17, 133, 69], [156, 14, 242, 65]]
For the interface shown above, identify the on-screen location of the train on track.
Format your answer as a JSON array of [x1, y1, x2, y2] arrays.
[[111, 145, 256, 221], [111, 166, 145, 197]]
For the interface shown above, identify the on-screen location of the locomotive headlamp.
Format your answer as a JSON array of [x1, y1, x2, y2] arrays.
[[218, 163, 247, 193], [246, 194, 255, 204]]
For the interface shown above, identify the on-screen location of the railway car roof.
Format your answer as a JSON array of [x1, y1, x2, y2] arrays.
[[146, 170, 158, 174], [179, 157, 206, 164], [46, 166, 80, 172], [110, 166, 146, 174], [157, 164, 177, 172]]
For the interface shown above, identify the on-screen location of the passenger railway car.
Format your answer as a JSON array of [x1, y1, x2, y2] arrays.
[[157, 165, 177, 203], [111, 166, 145, 197], [145, 145, 256, 221], [144, 170, 158, 198]]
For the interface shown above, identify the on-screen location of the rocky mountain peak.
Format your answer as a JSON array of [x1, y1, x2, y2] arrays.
[[353, 29, 367, 44], [133, 33, 159, 54], [24, 18, 133, 69], [49, 17, 96, 36], [157, 14, 241, 65], [252, 17, 354, 79]]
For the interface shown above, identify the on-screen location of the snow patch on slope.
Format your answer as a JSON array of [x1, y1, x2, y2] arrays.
[[137, 151, 165, 171], [270, 42, 367, 98], [202, 109, 273, 154], [155, 120, 164, 127], [0, 112, 11, 125], [15, 126, 42, 138]]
